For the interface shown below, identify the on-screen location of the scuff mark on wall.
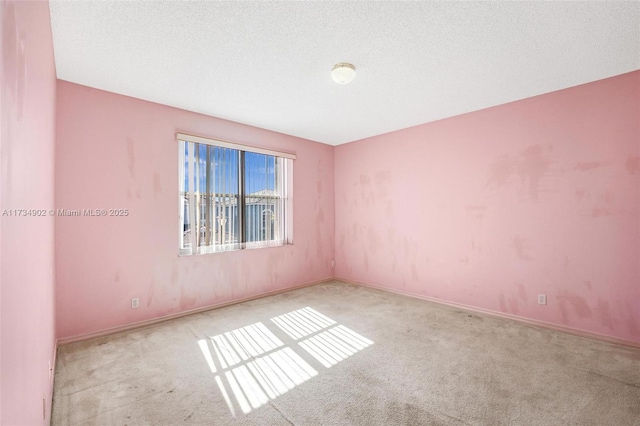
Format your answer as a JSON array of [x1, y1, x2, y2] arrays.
[[374, 170, 391, 185], [499, 293, 521, 314], [486, 144, 553, 200], [511, 236, 532, 261], [625, 155, 639, 175], [507, 295, 520, 314], [411, 264, 419, 281], [179, 286, 197, 310], [557, 291, 592, 319], [518, 144, 552, 200], [627, 305, 639, 336], [591, 207, 613, 218], [486, 156, 516, 189], [315, 230, 324, 262], [374, 170, 392, 202], [3, 2, 26, 120], [575, 161, 604, 171], [596, 299, 614, 329], [517, 283, 527, 301], [153, 172, 162, 197], [465, 205, 486, 220], [385, 201, 393, 218], [126, 137, 135, 179], [170, 263, 179, 286], [367, 225, 381, 253], [590, 190, 616, 218], [147, 281, 155, 307], [499, 294, 507, 312]]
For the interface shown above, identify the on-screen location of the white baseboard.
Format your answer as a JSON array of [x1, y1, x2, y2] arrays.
[[336, 276, 640, 350], [56, 275, 640, 350], [57, 277, 333, 346]]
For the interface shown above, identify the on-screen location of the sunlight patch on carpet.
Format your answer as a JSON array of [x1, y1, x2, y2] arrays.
[[197, 308, 374, 416]]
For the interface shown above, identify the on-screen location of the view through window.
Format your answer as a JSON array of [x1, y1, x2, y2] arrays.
[[178, 135, 293, 255]]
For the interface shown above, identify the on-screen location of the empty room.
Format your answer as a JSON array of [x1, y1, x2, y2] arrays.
[[1, 1, 639, 425]]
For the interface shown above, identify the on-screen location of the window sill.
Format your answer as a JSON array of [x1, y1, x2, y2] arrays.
[[179, 241, 292, 257]]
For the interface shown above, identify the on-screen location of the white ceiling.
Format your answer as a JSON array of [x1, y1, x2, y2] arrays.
[[49, 1, 639, 146]]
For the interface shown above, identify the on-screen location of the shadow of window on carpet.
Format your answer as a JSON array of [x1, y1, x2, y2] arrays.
[[197, 307, 374, 416]]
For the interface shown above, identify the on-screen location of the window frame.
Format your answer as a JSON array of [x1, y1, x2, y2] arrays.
[[177, 133, 295, 256]]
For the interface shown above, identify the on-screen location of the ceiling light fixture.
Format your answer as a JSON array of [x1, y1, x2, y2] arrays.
[[331, 63, 356, 85]]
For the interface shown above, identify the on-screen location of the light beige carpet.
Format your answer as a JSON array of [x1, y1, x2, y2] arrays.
[[52, 281, 640, 425]]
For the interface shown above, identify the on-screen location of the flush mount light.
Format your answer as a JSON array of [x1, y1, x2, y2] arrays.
[[331, 63, 356, 84]]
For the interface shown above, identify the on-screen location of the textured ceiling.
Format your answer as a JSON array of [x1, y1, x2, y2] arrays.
[[49, 1, 639, 146]]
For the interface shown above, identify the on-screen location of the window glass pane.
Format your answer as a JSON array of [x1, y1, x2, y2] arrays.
[[245, 152, 278, 243], [179, 138, 289, 255], [212, 146, 239, 249], [180, 142, 190, 251]]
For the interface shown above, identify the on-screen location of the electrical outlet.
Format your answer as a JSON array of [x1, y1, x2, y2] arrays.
[[331, 259, 335, 268], [538, 294, 547, 305], [131, 298, 139, 308]]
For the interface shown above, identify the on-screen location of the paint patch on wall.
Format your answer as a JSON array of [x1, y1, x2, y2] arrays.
[[511, 236, 532, 261], [153, 172, 162, 196], [625, 155, 639, 175], [557, 291, 592, 320], [486, 144, 553, 200], [627, 305, 639, 336], [499, 294, 507, 312], [518, 144, 552, 200], [126, 137, 135, 179], [3, 2, 26, 120], [147, 282, 155, 307], [180, 286, 197, 310], [596, 299, 614, 329], [411, 264, 419, 281], [465, 205, 486, 221], [486, 156, 516, 189], [575, 161, 604, 171], [590, 190, 616, 218]]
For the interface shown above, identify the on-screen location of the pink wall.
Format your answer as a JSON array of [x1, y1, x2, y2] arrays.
[[335, 71, 640, 344], [55, 81, 335, 340], [1, 1, 57, 424]]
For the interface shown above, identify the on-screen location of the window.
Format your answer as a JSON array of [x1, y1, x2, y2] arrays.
[[178, 133, 294, 255]]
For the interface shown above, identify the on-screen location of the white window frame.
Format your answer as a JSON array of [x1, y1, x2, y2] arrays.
[[177, 133, 295, 256]]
